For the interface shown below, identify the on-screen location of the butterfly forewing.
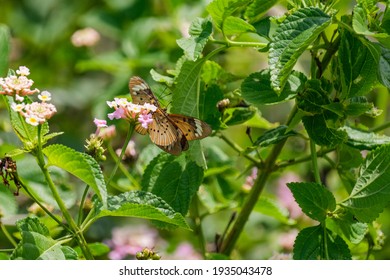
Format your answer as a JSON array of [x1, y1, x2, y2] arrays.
[[129, 76, 159, 107]]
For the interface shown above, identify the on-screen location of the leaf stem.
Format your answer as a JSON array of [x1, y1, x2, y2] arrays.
[[106, 122, 135, 187], [310, 139, 322, 184], [189, 194, 206, 258], [35, 124, 94, 260], [0, 221, 18, 247], [77, 185, 90, 226], [220, 105, 298, 255]]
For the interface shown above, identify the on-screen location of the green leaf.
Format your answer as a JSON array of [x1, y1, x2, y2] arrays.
[[269, 7, 331, 92], [241, 70, 307, 106], [378, 46, 390, 89], [222, 16, 256, 36], [297, 79, 332, 114], [10, 217, 78, 260], [177, 18, 212, 61], [199, 83, 223, 130], [254, 196, 294, 225], [92, 191, 190, 230], [0, 24, 10, 76], [302, 114, 347, 147], [342, 126, 390, 150], [244, 0, 278, 23], [221, 106, 257, 126], [171, 59, 205, 117], [0, 187, 17, 217], [150, 69, 174, 87], [344, 97, 374, 116], [293, 225, 351, 260], [337, 144, 364, 170], [287, 182, 336, 222], [327, 213, 368, 244], [43, 144, 107, 207], [254, 125, 297, 147], [142, 153, 204, 215], [338, 29, 378, 98], [343, 145, 390, 222], [206, 0, 252, 30], [352, 5, 389, 40]]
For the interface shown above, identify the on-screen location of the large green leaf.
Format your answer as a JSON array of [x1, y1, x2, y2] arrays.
[[293, 225, 351, 260], [342, 126, 390, 150], [287, 182, 336, 222], [302, 114, 347, 147], [91, 191, 190, 230], [269, 7, 331, 92], [342, 145, 390, 222], [222, 16, 256, 36], [43, 144, 107, 207], [177, 17, 212, 61], [327, 213, 368, 244], [10, 217, 77, 260], [241, 70, 307, 106], [338, 29, 378, 98], [142, 153, 204, 215]]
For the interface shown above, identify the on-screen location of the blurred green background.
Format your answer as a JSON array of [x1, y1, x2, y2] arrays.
[[0, 0, 389, 260]]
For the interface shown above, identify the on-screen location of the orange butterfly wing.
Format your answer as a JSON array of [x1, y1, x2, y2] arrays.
[[168, 114, 212, 141], [129, 76, 211, 155]]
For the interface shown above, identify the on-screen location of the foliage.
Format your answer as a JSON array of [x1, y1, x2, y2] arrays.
[[1, 0, 390, 260]]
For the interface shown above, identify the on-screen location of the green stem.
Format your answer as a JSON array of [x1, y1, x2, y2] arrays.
[[0, 222, 18, 247], [189, 194, 206, 258], [220, 105, 298, 255], [276, 147, 334, 169], [35, 125, 93, 260], [322, 222, 330, 260], [218, 133, 262, 166], [310, 139, 322, 184], [106, 143, 140, 189], [106, 122, 135, 187], [77, 185, 90, 226]]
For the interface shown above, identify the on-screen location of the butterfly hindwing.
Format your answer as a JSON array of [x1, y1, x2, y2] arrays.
[[168, 114, 212, 141]]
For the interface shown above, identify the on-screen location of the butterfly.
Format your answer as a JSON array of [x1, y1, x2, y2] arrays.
[[129, 76, 212, 155]]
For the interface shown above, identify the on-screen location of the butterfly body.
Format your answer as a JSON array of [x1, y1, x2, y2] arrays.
[[129, 76, 211, 155]]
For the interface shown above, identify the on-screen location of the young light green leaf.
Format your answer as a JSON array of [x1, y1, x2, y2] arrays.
[[91, 191, 190, 230], [293, 226, 352, 260], [254, 196, 295, 225], [10, 217, 78, 260], [342, 126, 390, 150], [269, 7, 331, 92], [0, 24, 10, 76], [338, 29, 378, 98], [352, 5, 389, 40], [43, 144, 107, 207], [222, 16, 256, 36], [150, 69, 174, 86], [287, 182, 336, 222], [342, 145, 390, 222], [207, 0, 252, 30], [241, 70, 307, 106], [142, 153, 204, 215], [254, 125, 297, 147], [244, 0, 278, 23], [177, 17, 212, 61]]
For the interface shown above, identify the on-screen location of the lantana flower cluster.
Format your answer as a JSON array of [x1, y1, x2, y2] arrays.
[[106, 97, 157, 129], [1, 66, 57, 126]]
